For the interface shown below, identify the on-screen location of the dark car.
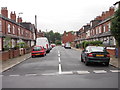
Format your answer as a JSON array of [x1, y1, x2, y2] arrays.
[[81, 46, 110, 66], [31, 45, 46, 58]]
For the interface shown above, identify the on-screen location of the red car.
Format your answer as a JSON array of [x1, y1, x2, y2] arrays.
[[31, 46, 46, 58]]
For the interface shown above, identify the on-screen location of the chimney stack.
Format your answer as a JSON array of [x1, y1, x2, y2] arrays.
[[10, 11, 16, 22], [1, 7, 8, 18], [17, 16, 22, 23]]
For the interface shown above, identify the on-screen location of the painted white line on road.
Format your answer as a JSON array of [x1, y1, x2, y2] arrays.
[[77, 71, 90, 74], [58, 57, 61, 63], [9, 75, 20, 77], [61, 71, 73, 75], [42, 73, 57, 76], [110, 70, 120, 73], [59, 64, 62, 74], [0, 75, 3, 77], [58, 54, 60, 57], [93, 70, 107, 73], [25, 74, 37, 76]]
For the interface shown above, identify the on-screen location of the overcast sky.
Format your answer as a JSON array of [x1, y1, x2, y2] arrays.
[[0, 0, 118, 34]]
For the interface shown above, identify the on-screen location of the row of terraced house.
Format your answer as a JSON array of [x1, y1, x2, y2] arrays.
[[62, 2, 119, 56], [0, 7, 44, 61], [74, 2, 120, 56]]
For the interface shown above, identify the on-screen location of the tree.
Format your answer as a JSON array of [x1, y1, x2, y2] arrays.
[[44, 30, 61, 44], [111, 2, 120, 59]]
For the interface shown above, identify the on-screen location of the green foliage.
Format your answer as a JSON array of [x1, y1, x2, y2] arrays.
[[81, 41, 103, 48], [44, 30, 62, 43], [55, 40, 61, 45], [3, 36, 12, 50], [111, 7, 120, 46], [76, 43, 81, 48]]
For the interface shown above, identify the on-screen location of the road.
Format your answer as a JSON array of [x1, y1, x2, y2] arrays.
[[2, 46, 119, 88]]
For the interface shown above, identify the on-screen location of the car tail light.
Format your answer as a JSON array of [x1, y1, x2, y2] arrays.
[[88, 53, 93, 57], [107, 54, 110, 57]]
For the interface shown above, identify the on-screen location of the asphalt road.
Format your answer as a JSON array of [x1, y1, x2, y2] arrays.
[[2, 46, 119, 88]]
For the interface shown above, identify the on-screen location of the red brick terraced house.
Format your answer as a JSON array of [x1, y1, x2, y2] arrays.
[[74, 5, 117, 56], [62, 31, 77, 47], [0, 7, 36, 61]]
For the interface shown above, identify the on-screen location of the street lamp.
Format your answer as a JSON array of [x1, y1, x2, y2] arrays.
[[18, 12, 23, 45]]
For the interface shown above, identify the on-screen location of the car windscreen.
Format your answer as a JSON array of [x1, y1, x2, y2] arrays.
[[90, 47, 104, 52], [33, 47, 42, 51]]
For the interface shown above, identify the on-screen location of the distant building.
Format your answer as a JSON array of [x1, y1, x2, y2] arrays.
[[62, 31, 76, 44], [75, 6, 116, 47]]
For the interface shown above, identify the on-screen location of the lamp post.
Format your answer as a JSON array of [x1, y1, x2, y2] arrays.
[[18, 12, 23, 56], [18, 12, 23, 47]]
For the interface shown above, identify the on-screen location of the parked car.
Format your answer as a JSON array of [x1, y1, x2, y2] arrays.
[[31, 46, 46, 58], [36, 37, 51, 53], [81, 46, 110, 66], [62, 43, 65, 47], [51, 44, 56, 48], [64, 42, 71, 49]]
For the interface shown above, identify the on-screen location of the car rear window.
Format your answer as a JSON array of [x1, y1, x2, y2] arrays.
[[90, 47, 104, 52], [33, 47, 42, 51]]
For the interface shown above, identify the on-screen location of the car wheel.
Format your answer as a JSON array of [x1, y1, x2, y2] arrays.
[[81, 56, 84, 62], [104, 62, 109, 66], [32, 55, 35, 58], [85, 59, 89, 66]]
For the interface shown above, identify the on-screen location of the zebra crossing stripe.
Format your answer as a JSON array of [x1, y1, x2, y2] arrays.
[[25, 74, 37, 76], [60, 71, 73, 75], [110, 70, 120, 73], [9, 75, 20, 77], [77, 71, 90, 74], [93, 70, 107, 73]]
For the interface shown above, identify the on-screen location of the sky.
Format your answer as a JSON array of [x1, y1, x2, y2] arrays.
[[0, 0, 118, 34]]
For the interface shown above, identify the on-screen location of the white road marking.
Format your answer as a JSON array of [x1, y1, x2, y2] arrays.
[[9, 75, 20, 77], [58, 54, 60, 57], [93, 70, 107, 73], [59, 64, 62, 74], [0, 75, 3, 77], [77, 71, 90, 74], [25, 74, 37, 76], [58, 57, 61, 63], [42, 73, 57, 76], [58, 51, 60, 54], [110, 70, 120, 73], [60, 71, 73, 75]]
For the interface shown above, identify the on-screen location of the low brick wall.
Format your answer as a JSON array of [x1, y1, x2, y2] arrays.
[[107, 49, 115, 56], [13, 49, 20, 58], [9, 49, 14, 59], [1, 51, 9, 61]]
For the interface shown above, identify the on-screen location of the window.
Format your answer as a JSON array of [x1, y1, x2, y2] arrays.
[[103, 25, 106, 32], [18, 28, 20, 35], [21, 29, 23, 35], [0, 20, 2, 32], [8, 24, 11, 33], [96, 28, 98, 34], [108, 23, 111, 31], [13, 26, 15, 34], [99, 26, 102, 33]]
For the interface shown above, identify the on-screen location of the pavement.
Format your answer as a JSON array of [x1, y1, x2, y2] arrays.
[[0, 47, 119, 73]]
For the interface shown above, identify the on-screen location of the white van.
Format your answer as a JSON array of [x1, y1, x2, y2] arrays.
[[36, 37, 50, 53]]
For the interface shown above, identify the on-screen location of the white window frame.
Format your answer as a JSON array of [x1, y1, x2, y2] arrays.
[[18, 28, 20, 35], [108, 23, 111, 31], [103, 25, 106, 32], [13, 26, 15, 34], [99, 26, 102, 33], [0, 20, 2, 32], [8, 24, 11, 33]]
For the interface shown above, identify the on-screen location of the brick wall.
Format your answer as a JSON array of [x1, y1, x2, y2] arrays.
[[107, 49, 115, 56]]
